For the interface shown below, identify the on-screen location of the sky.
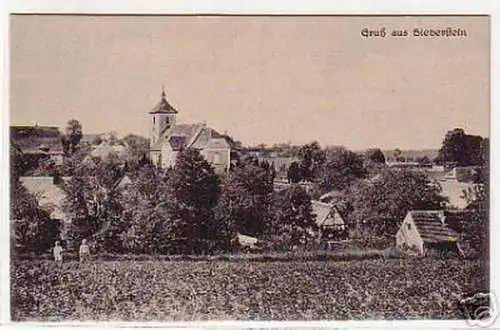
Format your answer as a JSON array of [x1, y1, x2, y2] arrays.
[[9, 15, 489, 150]]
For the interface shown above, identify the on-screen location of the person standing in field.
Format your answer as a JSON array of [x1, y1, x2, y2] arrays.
[[53, 241, 63, 265], [79, 239, 90, 262]]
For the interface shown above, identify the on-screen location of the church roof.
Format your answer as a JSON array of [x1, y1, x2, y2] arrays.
[[152, 123, 230, 152], [168, 135, 189, 151], [149, 88, 178, 114]]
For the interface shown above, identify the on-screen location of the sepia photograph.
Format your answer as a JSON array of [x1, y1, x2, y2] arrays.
[[7, 13, 492, 323]]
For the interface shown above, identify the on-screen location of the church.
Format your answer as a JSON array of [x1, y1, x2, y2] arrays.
[[148, 88, 232, 173]]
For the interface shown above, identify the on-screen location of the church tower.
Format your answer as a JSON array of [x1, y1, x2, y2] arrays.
[[149, 86, 178, 147]]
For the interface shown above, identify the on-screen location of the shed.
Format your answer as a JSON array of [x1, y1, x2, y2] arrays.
[[395, 210, 464, 257]]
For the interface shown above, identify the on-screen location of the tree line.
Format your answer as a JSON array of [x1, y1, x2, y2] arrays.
[[11, 148, 318, 255], [10, 127, 489, 257]]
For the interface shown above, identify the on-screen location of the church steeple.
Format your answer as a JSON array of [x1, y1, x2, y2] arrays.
[[149, 86, 178, 147], [149, 86, 178, 115]]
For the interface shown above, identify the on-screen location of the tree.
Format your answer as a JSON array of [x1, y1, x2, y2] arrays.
[[164, 148, 221, 254], [416, 155, 432, 166], [63, 119, 83, 155], [122, 134, 151, 174], [10, 141, 24, 181], [10, 179, 60, 255], [91, 135, 103, 146], [473, 138, 489, 184], [317, 146, 366, 193], [57, 145, 92, 176], [348, 169, 448, 237], [62, 153, 127, 251], [269, 185, 317, 249], [437, 128, 483, 166], [287, 161, 301, 184], [461, 137, 488, 259], [216, 161, 273, 238], [365, 148, 386, 164], [120, 164, 170, 253], [123, 134, 149, 154], [461, 185, 488, 259], [298, 142, 325, 181], [393, 148, 403, 162]]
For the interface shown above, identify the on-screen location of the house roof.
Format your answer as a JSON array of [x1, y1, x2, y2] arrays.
[[20, 176, 70, 221], [10, 125, 63, 152], [148, 89, 178, 114], [409, 210, 458, 243], [318, 190, 344, 204], [90, 142, 128, 159], [311, 201, 345, 227], [204, 137, 231, 149], [116, 175, 133, 189]]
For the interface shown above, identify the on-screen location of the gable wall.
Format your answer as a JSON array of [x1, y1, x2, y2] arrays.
[[396, 214, 424, 254]]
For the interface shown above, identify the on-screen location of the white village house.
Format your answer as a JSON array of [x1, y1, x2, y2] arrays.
[[148, 88, 232, 173], [395, 210, 464, 256]]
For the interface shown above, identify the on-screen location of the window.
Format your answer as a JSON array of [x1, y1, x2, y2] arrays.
[[407, 223, 412, 230], [153, 117, 155, 124]]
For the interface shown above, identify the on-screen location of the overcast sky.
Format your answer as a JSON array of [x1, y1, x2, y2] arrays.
[[10, 15, 489, 149]]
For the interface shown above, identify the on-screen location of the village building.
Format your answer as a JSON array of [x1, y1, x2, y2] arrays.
[[148, 88, 232, 173], [84, 134, 129, 163], [444, 166, 479, 183], [395, 210, 464, 257], [116, 174, 133, 190], [11, 125, 65, 165], [20, 176, 70, 223], [311, 201, 348, 241]]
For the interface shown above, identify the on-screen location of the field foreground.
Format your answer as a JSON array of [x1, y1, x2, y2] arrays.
[[11, 259, 486, 321]]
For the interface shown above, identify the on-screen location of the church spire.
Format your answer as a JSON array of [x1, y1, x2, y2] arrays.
[[149, 85, 178, 114]]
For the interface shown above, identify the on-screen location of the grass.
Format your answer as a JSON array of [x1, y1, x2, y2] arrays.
[[11, 258, 486, 321]]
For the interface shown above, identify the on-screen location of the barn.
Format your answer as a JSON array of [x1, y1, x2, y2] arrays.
[[395, 210, 464, 257]]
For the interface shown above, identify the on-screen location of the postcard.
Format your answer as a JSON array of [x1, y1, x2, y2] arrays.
[[5, 12, 495, 328]]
